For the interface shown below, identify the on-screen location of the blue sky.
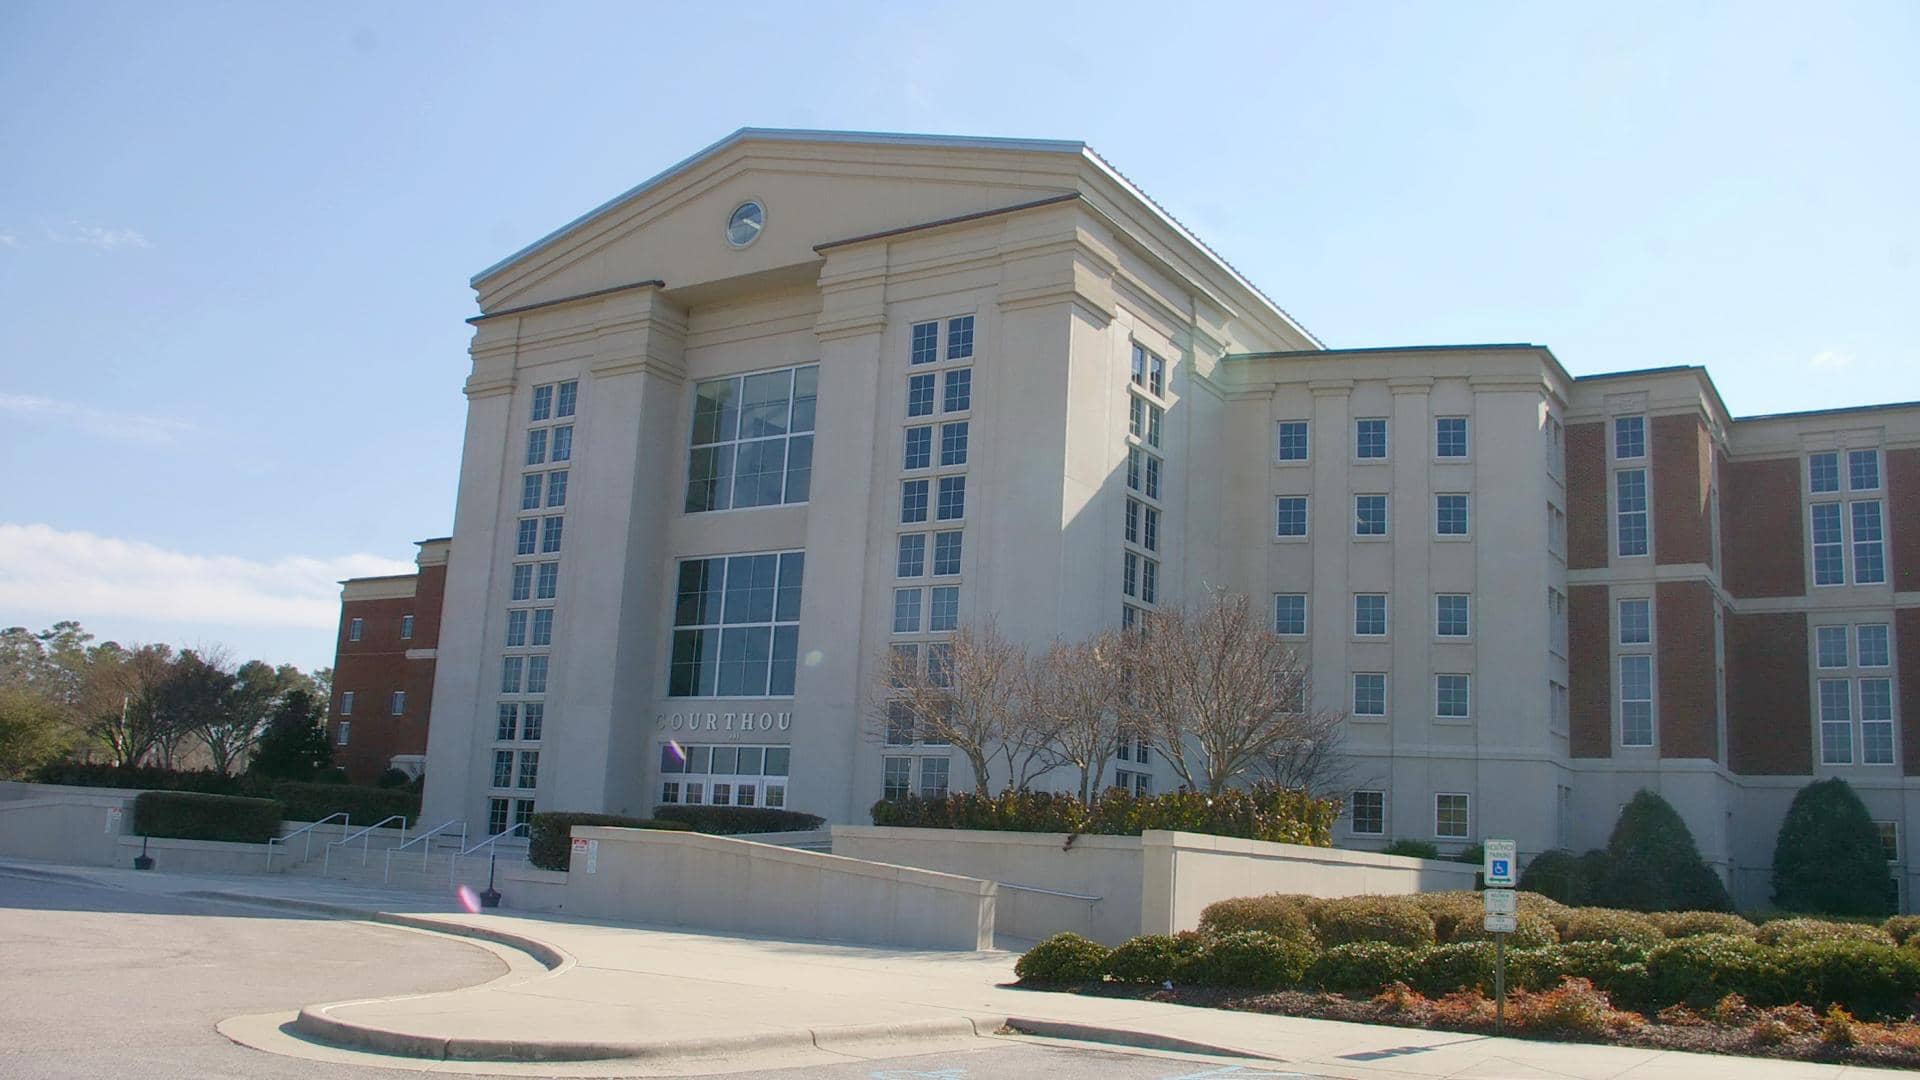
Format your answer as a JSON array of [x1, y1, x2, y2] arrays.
[[1, 2, 1914, 673]]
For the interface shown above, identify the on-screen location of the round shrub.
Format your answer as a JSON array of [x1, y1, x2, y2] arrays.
[[1518, 849, 1593, 906], [1884, 914, 1920, 946], [1101, 934, 1201, 984], [1558, 939, 1652, 1005], [1505, 945, 1570, 991], [1772, 778, 1894, 918], [1755, 918, 1893, 948], [1309, 941, 1427, 995], [1180, 931, 1313, 990], [1417, 941, 1494, 995], [1646, 910, 1756, 940], [1198, 894, 1316, 944], [1642, 934, 1783, 1010], [1310, 895, 1436, 947], [1556, 907, 1664, 947], [1776, 940, 1920, 1019], [1592, 790, 1733, 913], [1015, 932, 1111, 984]]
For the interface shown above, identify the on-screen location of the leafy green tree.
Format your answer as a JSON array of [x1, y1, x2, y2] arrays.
[[1772, 777, 1893, 917], [1588, 789, 1733, 912], [0, 685, 73, 777], [249, 689, 333, 781]]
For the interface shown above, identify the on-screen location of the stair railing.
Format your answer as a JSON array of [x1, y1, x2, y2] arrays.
[[266, 812, 349, 869], [384, 819, 466, 883], [451, 822, 529, 885], [323, 815, 408, 873]]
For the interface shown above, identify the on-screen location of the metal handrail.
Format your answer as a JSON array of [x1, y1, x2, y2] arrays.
[[385, 819, 466, 883], [266, 812, 349, 868], [997, 882, 1101, 903], [324, 815, 408, 872], [451, 822, 529, 884]]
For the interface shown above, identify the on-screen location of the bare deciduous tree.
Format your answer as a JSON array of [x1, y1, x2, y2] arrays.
[[1118, 588, 1345, 796], [867, 622, 1029, 796], [1026, 633, 1125, 803]]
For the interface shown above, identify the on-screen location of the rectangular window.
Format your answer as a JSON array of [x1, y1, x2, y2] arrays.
[[932, 531, 962, 576], [1436, 594, 1470, 638], [903, 425, 932, 470], [492, 749, 514, 788], [900, 479, 929, 523], [501, 656, 523, 694], [1862, 678, 1895, 765], [1146, 403, 1163, 448], [1145, 456, 1161, 499], [897, 534, 926, 577], [521, 473, 542, 511], [927, 643, 952, 687], [530, 384, 553, 422], [946, 315, 974, 360], [1616, 469, 1648, 556], [1436, 674, 1470, 719], [669, 552, 805, 698], [1140, 559, 1158, 604], [530, 608, 553, 647], [513, 799, 535, 830], [390, 690, 405, 715], [1618, 599, 1652, 645], [1809, 451, 1840, 493], [1150, 354, 1165, 397], [526, 428, 548, 466], [1125, 498, 1140, 544], [684, 365, 818, 512], [496, 703, 518, 741], [517, 750, 539, 789], [400, 614, 414, 640], [538, 468, 561, 508], [943, 369, 971, 413], [883, 757, 912, 800], [555, 379, 577, 418], [1355, 418, 1387, 460], [525, 655, 548, 694], [515, 519, 538, 556], [505, 610, 528, 647], [1130, 345, 1145, 387], [918, 757, 950, 798], [1878, 821, 1901, 862], [1435, 494, 1469, 537], [936, 476, 965, 520], [929, 586, 960, 631], [521, 703, 543, 740], [1819, 678, 1853, 764], [1849, 449, 1880, 491], [1858, 625, 1890, 668], [1621, 655, 1653, 746], [910, 321, 939, 365], [551, 424, 572, 462], [1354, 594, 1388, 637], [940, 421, 969, 466], [540, 516, 563, 554], [1614, 415, 1645, 460], [1435, 793, 1470, 839], [1351, 790, 1385, 835], [1126, 446, 1142, 491], [1812, 503, 1845, 585], [536, 562, 559, 600], [892, 588, 923, 634], [907, 373, 935, 417], [486, 798, 509, 836], [340, 691, 354, 716], [1275, 421, 1309, 462], [886, 701, 914, 745], [511, 563, 533, 601], [1853, 501, 1885, 584], [1435, 417, 1468, 459], [1143, 507, 1159, 553], [1276, 496, 1308, 538], [347, 617, 363, 642], [1353, 673, 1386, 716], [1816, 626, 1850, 668], [1123, 551, 1138, 598], [1355, 494, 1388, 537], [1129, 397, 1145, 440], [1274, 594, 1307, 636]]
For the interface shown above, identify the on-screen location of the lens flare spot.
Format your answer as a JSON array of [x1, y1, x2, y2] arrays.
[[667, 739, 687, 763], [804, 649, 824, 668], [456, 885, 481, 914]]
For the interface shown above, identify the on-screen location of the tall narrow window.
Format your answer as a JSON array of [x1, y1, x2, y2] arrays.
[[1819, 678, 1853, 764], [347, 617, 363, 642], [526, 428, 548, 466], [929, 586, 960, 631], [907, 373, 935, 417], [1849, 449, 1880, 491], [390, 690, 406, 715], [536, 562, 559, 599], [400, 615, 414, 640], [936, 476, 965, 521], [940, 421, 968, 466], [521, 473, 542, 511], [530, 384, 553, 422], [932, 531, 963, 576], [511, 564, 533, 601], [555, 380, 577, 418], [900, 480, 929, 523], [903, 426, 932, 470], [1862, 679, 1895, 765], [1620, 655, 1653, 746], [545, 470, 568, 507], [1811, 503, 1845, 585], [1852, 501, 1885, 584], [1616, 469, 1648, 556]]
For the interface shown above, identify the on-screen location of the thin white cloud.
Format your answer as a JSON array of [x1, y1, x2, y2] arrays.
[[40, 222, 151, 250], [0, 524, 414, 630], [0, 392, 197, 444], [1810, 349, 1854, 372], [0, 231, 17, 249]]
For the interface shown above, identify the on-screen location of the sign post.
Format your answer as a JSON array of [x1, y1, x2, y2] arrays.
[[1483, 839, 1518, 1033]]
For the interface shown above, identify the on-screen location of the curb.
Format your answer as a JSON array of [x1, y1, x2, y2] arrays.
[[1004, 1017, 1283, 1061], [177, 890, 571, 971]]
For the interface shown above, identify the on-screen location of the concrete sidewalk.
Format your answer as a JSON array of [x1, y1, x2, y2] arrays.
[[0, 858, 1899, 1079]]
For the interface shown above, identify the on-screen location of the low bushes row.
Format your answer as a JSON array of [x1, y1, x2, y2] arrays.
[[651, 805, 825, 834], [272, 782, 420, 829], [870, 785, 1339, 846], [29, 763, 418, 826], [1018, 929, 1920, 1019], [132, 791, 283, 844], [527, 812, 693, 870]]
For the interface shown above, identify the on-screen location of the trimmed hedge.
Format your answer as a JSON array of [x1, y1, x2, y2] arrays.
[[1197, 894, 1316, 944], [1310, 896, 1435, 948], [1015, 932, 1110, 983], [271, 781, 420, 828], [1645, 910, 1756, 940], [651, 805, 825, 835], [870, 785, 1338, 846], [1102, 933, 1204, 984], [1755, 918, 1894, 948], [1383, 839, 1440, 859], [1310, 941, 1423, 994], [132, 790, 283, 844], [37, 762, 248, 794], [1179, 931, 1314, 989], [527, 812, 692, 871], [1555, 907, 1663, 947], [1884, 914, 1920, 946]]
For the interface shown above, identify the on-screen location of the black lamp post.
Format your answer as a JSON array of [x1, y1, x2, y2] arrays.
[[133, 835, 154, 871], [479, 852, 501, 908]]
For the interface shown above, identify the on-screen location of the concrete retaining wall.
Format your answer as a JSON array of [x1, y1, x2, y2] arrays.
[[0, 792, 134, 865], [567, 826, 995, 949]]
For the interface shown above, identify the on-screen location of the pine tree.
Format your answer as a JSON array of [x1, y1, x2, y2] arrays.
[[1772, 778, 1893, 916], [1590, 789, 1733, 912], [248, 690, 332, 781]]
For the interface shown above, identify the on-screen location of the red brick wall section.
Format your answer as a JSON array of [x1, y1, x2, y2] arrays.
[[1721, 457, 1805, 598], [1567, 422, 1608, 570], [1725, 612, 1812, 775], [1569, 584, 1611, 757], [1899, 609, 1920, 776], [1656, 581, 1718, 761], [412, 563, 447, 648], [329, 584, 431, 784], [1653, 416, 1711, 566], [1888, 448, 1920, 593]]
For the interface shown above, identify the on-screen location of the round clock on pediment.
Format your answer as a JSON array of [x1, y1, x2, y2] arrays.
[[726, 200, 765, 248]]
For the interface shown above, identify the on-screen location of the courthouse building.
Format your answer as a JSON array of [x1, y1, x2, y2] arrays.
[[419, 128, 1918, 909]]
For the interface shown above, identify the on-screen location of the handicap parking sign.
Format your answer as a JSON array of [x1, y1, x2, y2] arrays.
[[1490, 858, 1509, 878], [1483, 839, 1517, 887]]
